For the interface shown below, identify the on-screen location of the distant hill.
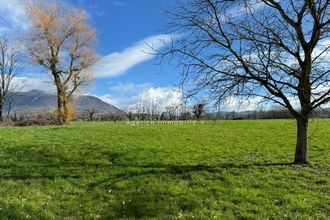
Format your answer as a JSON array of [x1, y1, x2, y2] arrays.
[[4, 90, 124, 114]]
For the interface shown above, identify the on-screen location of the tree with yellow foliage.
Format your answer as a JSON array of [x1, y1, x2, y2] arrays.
[[24, 1, 98, 124]]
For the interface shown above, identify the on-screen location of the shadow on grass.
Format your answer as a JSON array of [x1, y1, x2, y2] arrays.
[[0, 163, 292, 181], [86, 162, 293, 186], [0, 144, 293, 181], [88, 162, 295, 218], [0, 146, 304, 218]]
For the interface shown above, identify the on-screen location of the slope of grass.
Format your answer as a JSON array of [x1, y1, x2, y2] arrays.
[[0, 119, 329, 219]]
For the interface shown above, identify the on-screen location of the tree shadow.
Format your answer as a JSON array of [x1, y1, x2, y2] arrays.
[[87, 162, 293, 188], [0, 145, 295, 218], [91, 161, 295, 218], [0, 144, 293, 181]]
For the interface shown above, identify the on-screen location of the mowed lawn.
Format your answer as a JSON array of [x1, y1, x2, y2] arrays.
[[0, 120, 329, 219]]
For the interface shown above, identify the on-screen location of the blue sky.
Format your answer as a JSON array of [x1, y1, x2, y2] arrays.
[[0, 0, 278, 112], [0, 0, 185, 110], [73, 0, 181, 107], [3, 0, 327, 112], [75, 0, 184, 108]]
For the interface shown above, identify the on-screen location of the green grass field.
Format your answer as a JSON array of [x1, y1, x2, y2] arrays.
[[0, 120, 329, 219]]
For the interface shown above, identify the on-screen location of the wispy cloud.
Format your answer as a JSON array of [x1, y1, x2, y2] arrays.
[[0, 0, 28, 34], [113, 0, 126, 7], [111, 82, 153, 93], [93, 34, 175, 78]]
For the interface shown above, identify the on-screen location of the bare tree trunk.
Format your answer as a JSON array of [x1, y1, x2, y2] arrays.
[[55, 76, 65, 124], [63, 96, 69, 124], [0, 106, 3, 122], [7, 97, 13, 119], [89, 112, 94, 121], [0, 98, 3, 122], [294, 117, 308, 164], [56, 89, 64, 124]]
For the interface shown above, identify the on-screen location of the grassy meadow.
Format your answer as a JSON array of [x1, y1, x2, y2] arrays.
[[0, 119, 329, 219]]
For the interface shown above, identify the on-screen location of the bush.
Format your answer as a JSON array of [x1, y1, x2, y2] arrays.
[[15, 119, 59, 127]]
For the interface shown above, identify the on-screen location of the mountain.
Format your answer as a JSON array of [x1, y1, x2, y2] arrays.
[[4, 90, 124, 114]]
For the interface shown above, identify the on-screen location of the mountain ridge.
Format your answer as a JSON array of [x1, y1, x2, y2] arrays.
[[4, 90, 124, 114]]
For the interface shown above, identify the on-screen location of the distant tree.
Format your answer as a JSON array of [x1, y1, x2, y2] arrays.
[[0, 36, 21, 122], [23, 1, 98, 124], [193, 103, 205, 121], [166, 104, 178, 120], [230, 111, 236, 120], [160, 112, 167, 120], [5, 82, 25, 119], [109, 114, 123, 123], [126, 111, 135, 121], [180, 99, 191, 120], [10, 111, 18, 122], [180, 111, 192, 120], [162, 0, 330, 164], [85, 108, 98, 121]]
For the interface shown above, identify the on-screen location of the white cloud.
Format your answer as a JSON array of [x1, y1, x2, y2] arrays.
[[221, 96, 264, 112], [10, 76, 55, 93], [125, 87, 182, 113], [93, 34, 175, 78], [0, 0, 28, 34], [311, 82, 330, 108], [98, 82, 182, 111], [130, 87, 181, 105], [312, 39, 330, 63], [98, 93, 120, 107], [227, 0, 265, 17]]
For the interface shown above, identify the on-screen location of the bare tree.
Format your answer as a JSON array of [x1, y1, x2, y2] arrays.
[[85, 107, 98, 121], [0, 36, 21, 122], [161, 0, 330, 164], [166, 104, 179, 120], [24, 1, 98, 124], [109, 113, 123, 123], [126, 111, 135, 121]]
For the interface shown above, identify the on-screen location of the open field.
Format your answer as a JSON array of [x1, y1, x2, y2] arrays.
[[0, 120, 329, 219]]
